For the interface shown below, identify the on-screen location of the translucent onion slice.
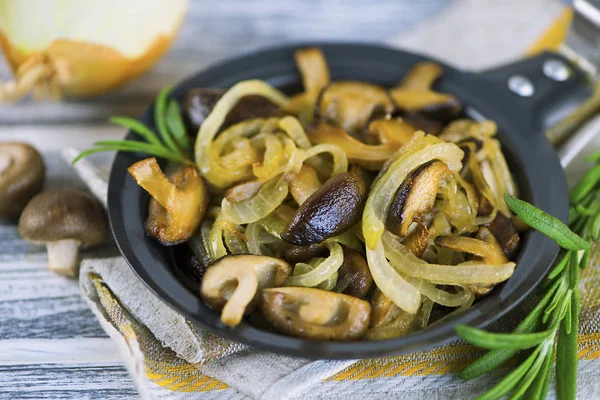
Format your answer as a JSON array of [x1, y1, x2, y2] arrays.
[[382, 232, 516, 285], [404, 277, 472, 307], [195, 81, 290, 185], [293, 258, 338, 290], [285, 241, 344, 287], [188, 221, 213, 265], [222, 176, 289, 224], [286, 143, 348, 179], [252, 134, 285, 181], [208, 211, 231, 260], [224, 227, 248, 255], [486, 138, 517, 214], [362, 133, 464, 250], [366, 240, 421, 314], [279, 116, 312, 149]]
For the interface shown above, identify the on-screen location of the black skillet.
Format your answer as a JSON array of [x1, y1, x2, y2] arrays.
[[108, 42, 593, 359]]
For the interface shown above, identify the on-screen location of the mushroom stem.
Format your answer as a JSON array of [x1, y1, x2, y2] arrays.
[[46, 239, 81, 278]]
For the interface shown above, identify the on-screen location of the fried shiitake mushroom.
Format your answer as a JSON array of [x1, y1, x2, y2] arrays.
[[485, 212, 521, 259], [128, 158, 208, 245], [260, 287, 371, 340], [201, 254, 291, 327], [334, 247, 373, 298], [282, 172, 368, 245], [318, 81, 394, 134], [386, 160, 450, 237]]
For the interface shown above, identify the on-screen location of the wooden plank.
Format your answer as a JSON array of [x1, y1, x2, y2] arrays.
[[0, 363, 137, 399], [0, 339, 121, 365]]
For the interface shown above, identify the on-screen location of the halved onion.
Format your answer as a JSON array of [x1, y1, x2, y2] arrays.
[[0, 0, 188, 101]]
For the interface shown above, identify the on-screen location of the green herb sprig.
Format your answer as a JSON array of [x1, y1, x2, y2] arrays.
[[73, 87, 193, 165], [457, 159, 600, 399]]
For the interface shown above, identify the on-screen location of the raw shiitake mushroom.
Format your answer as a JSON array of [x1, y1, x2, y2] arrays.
[[128, 158, 208, 245], [0, 142, 45, 219], [281, 172, 368, 245], [201, 254, 291, 327], [260, 287, 371, 340], [386, 160, 450, 237], [18, 189, 107, 278]]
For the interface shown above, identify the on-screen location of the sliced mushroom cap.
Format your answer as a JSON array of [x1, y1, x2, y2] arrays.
[[401, 221, 429, 258], [334, 246, 373, 298], [184, 88, 284, 132], [386, 160, 450, 237], [369, 288, 397, 328], [281, 172, 368, 245], [485, 212, 520, 259], [18, 189, 107, 278], [390, 62, 461, 121], [282, 242, 328, 264], [0, 142, 45, 219], [128, 158, 208, 246], [260, 287, 371, 340], [201, 254, 291, 327], [318, 81, 394, 134], [365, 119, 416, 146], [434, 228, 508, 265]]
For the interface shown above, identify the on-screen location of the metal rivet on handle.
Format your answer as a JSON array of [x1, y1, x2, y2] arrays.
[[543, 59, 571, 81], [508, 75, 535, 97]]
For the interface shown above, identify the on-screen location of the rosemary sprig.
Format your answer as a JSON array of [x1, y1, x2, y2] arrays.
[[458, 157, 600, 400], [73, 86, 193, 165]]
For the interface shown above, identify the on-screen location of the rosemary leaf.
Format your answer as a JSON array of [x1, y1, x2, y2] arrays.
[[476, 345, 542, 400], [504, 194, 589, 251], [457, 326, 553, 351], [166, 99, 191, 151], [109, 116, 162, 146], [523, 342, 554, 400], [570, 164, 600, 204], [556, 314, 578, 400], [154, 86, 181, 154], [508, 341, 550, 399]]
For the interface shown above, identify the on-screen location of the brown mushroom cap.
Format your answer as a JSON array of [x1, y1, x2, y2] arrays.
[[18, 189, 107, 246], [260, 287, 371, 340], [0, 142, 45, 219]]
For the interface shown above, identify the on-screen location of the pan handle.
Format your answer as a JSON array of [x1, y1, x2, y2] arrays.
[[478, 51, 593, 142]]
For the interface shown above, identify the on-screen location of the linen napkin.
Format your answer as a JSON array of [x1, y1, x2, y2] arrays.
[[68, 1, 600, 399]]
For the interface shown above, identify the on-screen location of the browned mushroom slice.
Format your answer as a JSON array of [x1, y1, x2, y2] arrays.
[[434, 229, 508, 265], [318, 81, 394, 134], [364, 119, 416, 146], [293, 47, 330, 121], [485, 213, 521, 259], [389, 89, 461, 121], [395, 110, 444, 136], [184, 88, 284, 132], [396, 62, 443, 90], [0, 142, 45, 219], [128, 158, 208, 246], [224, 179, 263, 204], [390, 62, 461, 121], [334, 247, 373, 298], [386, 160, 450, 237], [281, 172, 368, 245], [201, 255, 291, 327], [286, 164, 322, 206], [401, 221, 429, 258], [260, 287, 371, 340], [369, 288, 396, 328], [282, 243, 328, 264], [309, 123, 401, 170]]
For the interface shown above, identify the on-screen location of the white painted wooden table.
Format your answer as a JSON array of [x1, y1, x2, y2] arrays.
[[0, 1, 451, 398]]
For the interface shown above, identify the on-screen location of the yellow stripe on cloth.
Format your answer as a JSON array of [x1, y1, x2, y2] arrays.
[[91, 275, 228, 392]]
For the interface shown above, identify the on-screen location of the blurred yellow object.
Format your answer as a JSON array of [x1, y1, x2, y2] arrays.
[[527, 8, 573, 55], [0, 0, 188, 101]]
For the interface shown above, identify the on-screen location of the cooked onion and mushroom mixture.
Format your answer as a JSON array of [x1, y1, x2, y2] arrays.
[[128, 48, 522, 341]]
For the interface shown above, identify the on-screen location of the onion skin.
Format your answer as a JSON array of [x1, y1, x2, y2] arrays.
[[0, 24, 181, 98]]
